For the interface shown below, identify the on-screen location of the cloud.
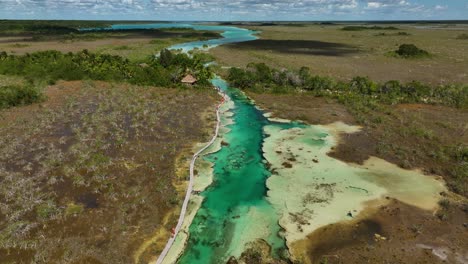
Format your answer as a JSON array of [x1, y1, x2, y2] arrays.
[[365, 0, 409, 9], [434, 5, 447, 11], [0, 0, 461, 20]]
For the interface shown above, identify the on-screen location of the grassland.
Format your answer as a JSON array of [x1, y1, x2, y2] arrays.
[[0, 80, 218, 263], [211, 23, 468, 85]]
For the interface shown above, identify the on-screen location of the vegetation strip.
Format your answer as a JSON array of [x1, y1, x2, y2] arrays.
[[0, 49, 214, 89], [155, 87, 225, 264], [227, 63, 467, 108]]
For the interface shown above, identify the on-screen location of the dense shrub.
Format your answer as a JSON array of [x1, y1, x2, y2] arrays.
[[227, 63, 467, 108], [0, 49, 214, 88], [0, 84, 43, 109], [304, 75, 333, 91], [395, 44, 430, 58], [374, 32, 410, 37], [349, 76, 378, 95]]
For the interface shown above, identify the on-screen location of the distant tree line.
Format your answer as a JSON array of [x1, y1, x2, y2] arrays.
[[227, 63, 467, 108], [0, 20, 111, 35], [341, 25, 399, 31]]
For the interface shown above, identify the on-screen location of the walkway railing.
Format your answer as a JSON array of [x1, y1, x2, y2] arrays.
[[154, 87, 227, 264]]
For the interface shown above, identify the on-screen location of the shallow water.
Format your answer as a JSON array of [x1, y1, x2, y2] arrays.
[[177, 79, 288, 263]]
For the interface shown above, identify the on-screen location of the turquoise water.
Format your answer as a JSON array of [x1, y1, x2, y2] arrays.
[[85, 23, 288, 262], [178, 78, 287, 263], [86, 23, 258, 52]]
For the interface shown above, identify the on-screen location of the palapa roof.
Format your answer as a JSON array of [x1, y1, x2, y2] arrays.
[[181, 74, 197, 84]]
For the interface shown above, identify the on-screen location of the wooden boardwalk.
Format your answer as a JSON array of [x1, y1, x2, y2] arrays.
[[154, 87, 226, 264]]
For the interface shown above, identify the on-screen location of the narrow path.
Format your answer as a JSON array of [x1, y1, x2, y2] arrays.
[[154, 87, 227, 264]]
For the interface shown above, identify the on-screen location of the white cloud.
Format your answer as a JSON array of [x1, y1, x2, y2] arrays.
[[434, 5, 447, 11]]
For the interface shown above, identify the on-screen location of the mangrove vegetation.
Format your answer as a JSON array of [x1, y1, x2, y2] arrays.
[[227, 63, 467, 108]]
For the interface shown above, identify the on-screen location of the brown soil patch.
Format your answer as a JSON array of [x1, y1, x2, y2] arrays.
[[0, 81, 218, 263], [294, 199, 468, 264], [249, 93, 354, 125]]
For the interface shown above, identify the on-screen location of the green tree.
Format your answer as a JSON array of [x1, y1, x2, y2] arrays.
[[159, 49, 174, 68], [396, 44, 429, 58]]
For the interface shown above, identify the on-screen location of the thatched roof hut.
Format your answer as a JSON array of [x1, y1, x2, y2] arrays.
[[181, 74, 197, 85]]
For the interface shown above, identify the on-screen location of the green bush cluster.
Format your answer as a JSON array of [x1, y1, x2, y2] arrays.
[[0, 84, 43, 109], [374, 32, 411, 37], [395, 44, 430, 58], [0, 49, 214, 89], [227, 63, 467, 108]]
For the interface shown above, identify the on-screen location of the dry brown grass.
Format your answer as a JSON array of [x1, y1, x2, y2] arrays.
[[211, 24, 468, 85], [0, 80, 218, 263], [293, 199, 468, 264]]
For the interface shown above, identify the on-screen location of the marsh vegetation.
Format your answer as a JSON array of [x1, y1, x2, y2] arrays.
[[0, 81, 217, 263]]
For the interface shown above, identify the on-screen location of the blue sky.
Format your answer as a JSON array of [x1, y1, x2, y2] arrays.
[[1, 0, 467, 21]]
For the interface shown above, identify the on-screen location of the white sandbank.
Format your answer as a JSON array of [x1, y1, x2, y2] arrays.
[[263, 122, 446, 246]]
